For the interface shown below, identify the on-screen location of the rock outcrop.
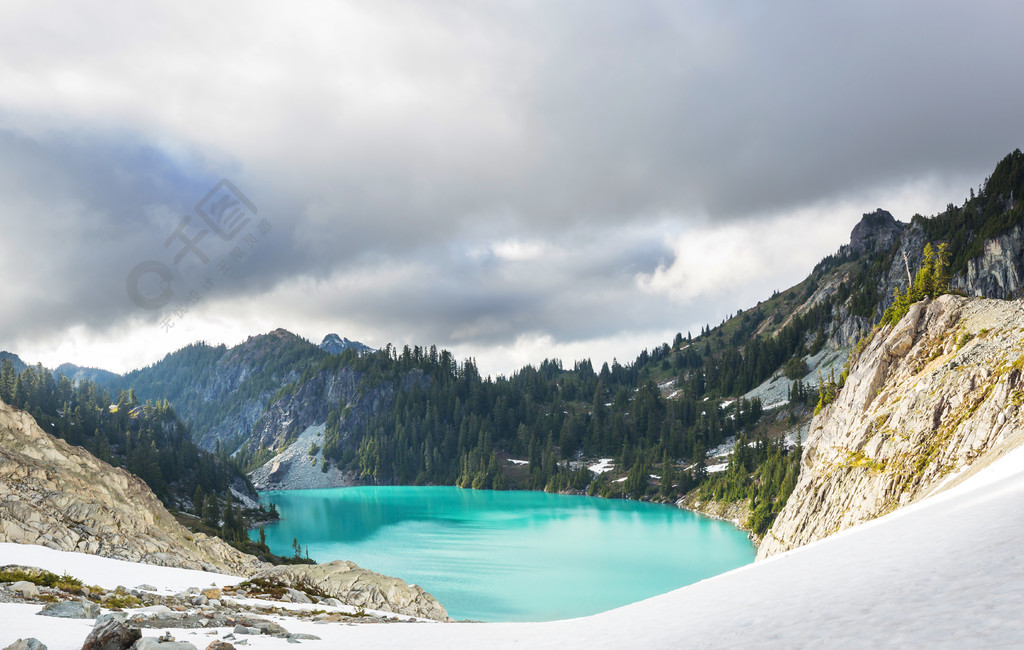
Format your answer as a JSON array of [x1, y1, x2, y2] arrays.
[[251, 561, 450, 621], [847, 208, 904, 255], [0, 399, 267, 575], [759, 296, 1024, 558]]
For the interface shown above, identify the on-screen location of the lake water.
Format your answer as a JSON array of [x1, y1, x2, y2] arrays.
[[254, 486, 755, 622]]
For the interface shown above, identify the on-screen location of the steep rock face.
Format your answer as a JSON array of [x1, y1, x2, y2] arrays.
[[252, 560, 450, 621], [0, 398, 267, 575], [759, 296, 1024, 559], [246, 366, 425, 485], [953, 224, 1024, 299]]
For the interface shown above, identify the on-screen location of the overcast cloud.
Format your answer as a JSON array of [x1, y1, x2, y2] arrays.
[[1, 0, 1022, 376]]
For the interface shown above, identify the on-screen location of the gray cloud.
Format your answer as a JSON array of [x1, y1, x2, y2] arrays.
[[0, 1, 1022, 372]]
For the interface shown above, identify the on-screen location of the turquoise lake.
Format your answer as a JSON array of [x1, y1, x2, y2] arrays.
[[254, 486, 755, 622]]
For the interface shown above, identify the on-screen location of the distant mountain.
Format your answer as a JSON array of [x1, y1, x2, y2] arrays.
[[320, 333, 373, 355], [0, 351, 26, 373], [123, 329, 328, 451], [54, 362, 120, 387]]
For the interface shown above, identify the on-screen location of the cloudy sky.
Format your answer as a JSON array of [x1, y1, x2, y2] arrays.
[[1, 1, 1022, 376]]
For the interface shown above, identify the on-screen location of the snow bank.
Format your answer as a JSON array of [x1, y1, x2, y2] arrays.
[[0, 544, 242, 593]]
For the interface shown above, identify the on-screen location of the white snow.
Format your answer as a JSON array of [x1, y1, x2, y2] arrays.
[[705, 462, 728, 474], [0, 544, 242, 594], [507, 459, 529, 465], [613, 477, 627, 483], [6, 444, 1024, 648], [587, 458, 614, 474]]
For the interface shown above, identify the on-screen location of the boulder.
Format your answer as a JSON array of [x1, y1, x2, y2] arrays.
[[37, 599, 100, 619], [9, 581, 39, 598], [81, 614, 141, 650], [284, 588, 311, 604], [3, 640, 47, 650]]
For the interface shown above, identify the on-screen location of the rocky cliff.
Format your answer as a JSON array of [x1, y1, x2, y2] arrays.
[[0, 398, 267, 575], [759, 295, 1024, 558], [246, 365, 425, 489]]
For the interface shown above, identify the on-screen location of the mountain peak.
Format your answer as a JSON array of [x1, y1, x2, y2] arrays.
[[848, 208, 904, 254], [0, 352, 27, 373], [321, 333, 373, 355]]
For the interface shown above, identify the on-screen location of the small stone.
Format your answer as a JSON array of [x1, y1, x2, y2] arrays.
[[207, 599, 221, 608], [232, 626, 260, 636], [205, 643, 235, 650], [288, 634, 321, 641], [130, 639, 197, 650], [135, 584, 157, 592], [192, 595, 208, 606], [200, 588, 221, 600], [323, 598, 342, 608], [136, 605, 172, 614], [3, 640, 47, 650]]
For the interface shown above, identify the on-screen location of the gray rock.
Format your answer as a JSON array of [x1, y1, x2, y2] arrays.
[[322, 597, 342, 608], [9, 581, 38, 598], [135, 584, 157, 592], [287, 634, 321, 641], [37, 599, 100, 618], [82, 615, 141, 650], [232, 626, 259, 636], [136, 605, 172, 614], [284, 588, 312, 604], [130, 640, 197, 650], [191, 595, 208, 606], [3, 639, 47, 650], [206, 599, 221, 608]]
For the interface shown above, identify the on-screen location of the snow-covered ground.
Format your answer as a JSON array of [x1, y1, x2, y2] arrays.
[[587, 458, 614, 474], [5, 441, 1024, 648]]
